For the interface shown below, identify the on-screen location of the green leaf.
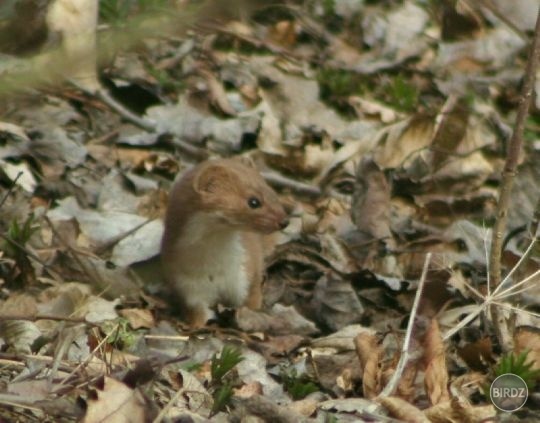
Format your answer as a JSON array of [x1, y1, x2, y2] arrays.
[[211, 345, 244, 382], [211, 383, 234, 415], [494, 350, 540, 389]]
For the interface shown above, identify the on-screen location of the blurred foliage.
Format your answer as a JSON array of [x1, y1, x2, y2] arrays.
[[281, 368, 320, 400], [380, 75, 419, 112]]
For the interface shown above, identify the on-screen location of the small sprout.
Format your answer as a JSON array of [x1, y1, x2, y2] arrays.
[[211, 345, 244, 382], [281, 368, 320, 400], [494, 350, 540, 389], [381, 75, 419, 112], [102, 318, 138, 349], [4, 214, 38, 255], [211, 384, 234, 415], [209, 345, 244, 415]]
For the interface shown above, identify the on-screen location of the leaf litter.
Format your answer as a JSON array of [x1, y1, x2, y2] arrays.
[[0, 0, 539, 421]]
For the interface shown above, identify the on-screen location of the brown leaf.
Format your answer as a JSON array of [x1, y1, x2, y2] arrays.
[[354, 332, 381, 399], [352, 157, 392, 240], [457, 337, 495, 371], [395, 363, 418, 402], [424, 395, 496, 423], [268, 21, 298, 47], [514, 326, 540, 371], [378, 396, 430, 423], [119, 308, 155, 329], [430, 97, 469, 170], [83, 377, 149, 423], [424, 319, 450, 405], [234, 381, 263, 398], [287, 397, 319, 417], [199, 69, 237, 116]]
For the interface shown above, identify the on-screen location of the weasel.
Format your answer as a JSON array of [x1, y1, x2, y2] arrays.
[[160, 157, 289, 328]]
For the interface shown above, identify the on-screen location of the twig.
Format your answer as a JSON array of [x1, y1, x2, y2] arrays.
[[152, 387, 186, 423], [169, 135, 209, 161], [488, 7, 540, 352], [0, 171, 22, 210], [53, 324, 119, 391], [94, 218, 154, 255], [0, 314, 95, 325], [43, 216, 106, 290], [492, 236, 538, 297], [261, 170, 321, 198], [476, 0, 529, 41], [379, 252, 432, 397], [0, 233, 64, 283]]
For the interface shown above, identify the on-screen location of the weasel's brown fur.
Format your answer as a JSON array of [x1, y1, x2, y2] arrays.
[[161, 157, 288, 327]]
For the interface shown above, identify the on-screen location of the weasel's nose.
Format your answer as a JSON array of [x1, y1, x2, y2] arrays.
[[279, 218, 289, 230]]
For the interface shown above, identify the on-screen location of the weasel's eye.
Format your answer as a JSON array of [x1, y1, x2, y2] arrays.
[[247, 197, 262, 209]]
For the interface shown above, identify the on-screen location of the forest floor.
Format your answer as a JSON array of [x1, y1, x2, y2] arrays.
[[0, 0, 539, 421]]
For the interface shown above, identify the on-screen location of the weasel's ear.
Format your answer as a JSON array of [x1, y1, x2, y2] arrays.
[[193, 163, 230, 194], [234, 155, 257, 169]]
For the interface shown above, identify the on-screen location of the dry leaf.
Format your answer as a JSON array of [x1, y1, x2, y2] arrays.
[[268, 21, 298, 47], [378, 396, 430, 423], [234, 381, 263, 398], [424, 395, 496, 423], [424, 319, 450, 405], [457, 337, 495, 371], [83, 377, 148, 423], [352, 157, 393, 242], [119, 308, 155, 329], [514, 326, 540, 370], [354, 332, 381, 399]]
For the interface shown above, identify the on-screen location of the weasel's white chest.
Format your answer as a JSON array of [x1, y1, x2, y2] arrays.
[[166, 217, 250, 308]]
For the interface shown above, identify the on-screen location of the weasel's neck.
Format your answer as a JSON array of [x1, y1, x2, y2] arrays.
[[177, 212, 236, 246]]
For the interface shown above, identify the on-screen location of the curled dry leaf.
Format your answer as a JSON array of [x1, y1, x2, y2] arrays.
[[424, 319, 450, 405], [352, 157, 392, 239], [395, 363, 418, 402], [378, 396, 430, 423], [354, 332, 381, 399], [423, 394, 496, 423]]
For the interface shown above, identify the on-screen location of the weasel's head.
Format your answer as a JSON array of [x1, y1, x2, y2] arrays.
[[192, 158, 289, 233]]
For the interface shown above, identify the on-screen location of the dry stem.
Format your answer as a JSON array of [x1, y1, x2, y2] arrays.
[[488, 7, 540, 352], [379, 252, 432, 397]]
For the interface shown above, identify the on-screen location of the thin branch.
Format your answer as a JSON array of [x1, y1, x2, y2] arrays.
[[379, 252, 431, 397], [488, 7, 540, 352], [0, 314, 95, 325], [0, 171, 22, 210], [53, 325, 119, 391], [492, 236, 538, 297], [0, 233, 64, 283], [261, 170, 321, 198], [495, 268, 540, 299], [443, 304, 486, 341]]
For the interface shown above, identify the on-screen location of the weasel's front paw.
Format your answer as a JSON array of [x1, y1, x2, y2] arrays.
[[184, 303, 214, 328]]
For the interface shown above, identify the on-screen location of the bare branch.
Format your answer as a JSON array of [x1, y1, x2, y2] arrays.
[[489, 7, 540, 352]]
